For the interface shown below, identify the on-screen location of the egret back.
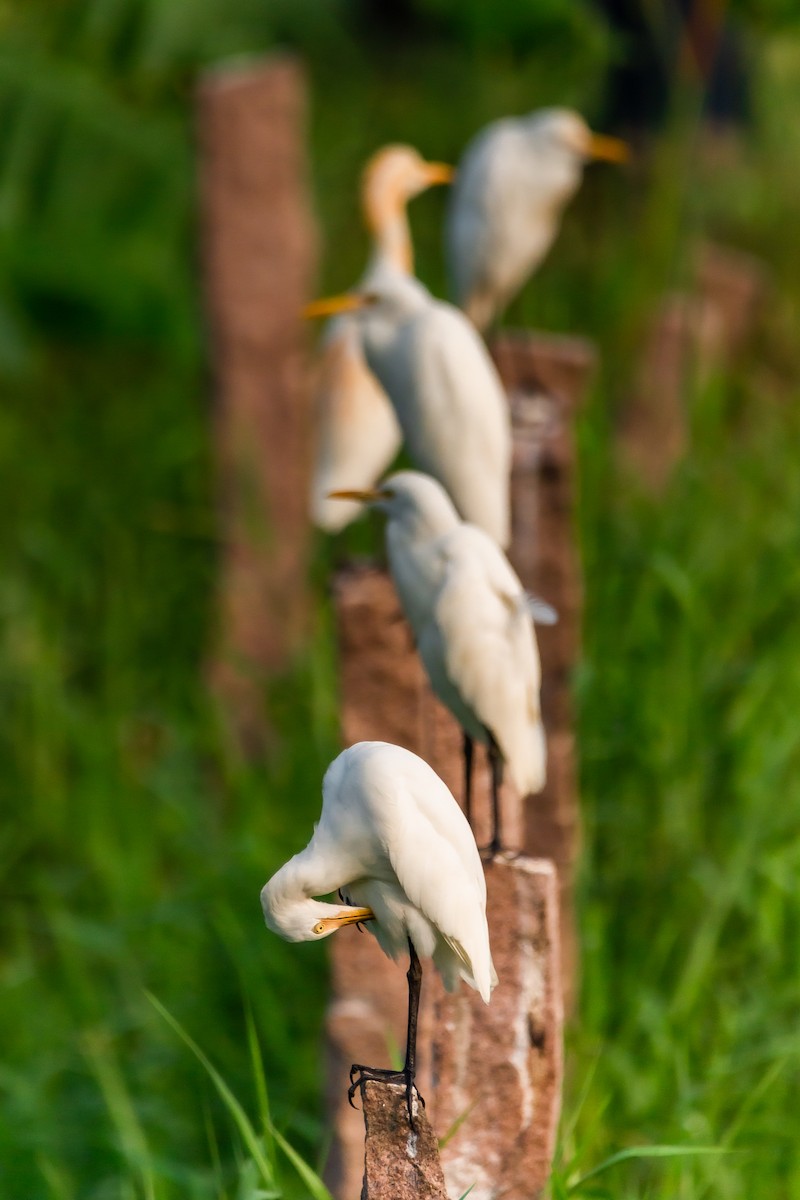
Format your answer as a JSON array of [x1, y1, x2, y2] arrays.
[[420, 526, 546, 796], [363, 298, 511, 546], [447, 115, 582, 329], [323, 741, 496, 1001]]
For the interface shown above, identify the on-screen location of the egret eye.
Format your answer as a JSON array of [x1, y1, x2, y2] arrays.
[[313, 921, 325, 935]]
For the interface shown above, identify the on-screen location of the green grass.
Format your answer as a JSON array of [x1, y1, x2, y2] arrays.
[[3, 4, 800, 1197]]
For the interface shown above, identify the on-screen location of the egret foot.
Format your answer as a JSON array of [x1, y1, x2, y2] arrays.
[[348, 1063, 424, 1129], [478, 838, 522, 861]]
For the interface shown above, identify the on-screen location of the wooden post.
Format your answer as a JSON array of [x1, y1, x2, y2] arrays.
[[359, 1081, 448, 1200], [492, 331, 596, 1010], [427, 858, 562, 1200], [324, 568, 562, 1200], [695, 241, 768, 361], [197, 56, 318, 746], [616, 241, 768, 491], [615, 290, 701, 491]]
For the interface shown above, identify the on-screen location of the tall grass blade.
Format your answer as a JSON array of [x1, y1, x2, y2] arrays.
[[147, 991, 277, 1190], [148, 991, 333, 1199], [568, 1145, 729, 1192], [244, 1001, 275, 1166], [81, 1029, 157, 1200]]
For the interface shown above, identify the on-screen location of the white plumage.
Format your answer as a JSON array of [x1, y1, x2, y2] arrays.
[[311, 265, 512, 546], [330, 472, 546, 842], [311, 146, 453, 533], [261, 740, 496, 1003], [447, 107, 628, 330], [310, 315, 400, 533]]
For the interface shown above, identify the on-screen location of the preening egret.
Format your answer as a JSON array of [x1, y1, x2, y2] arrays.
[[305, 266, 512, 546], [260, 740, 496, 1124], [446, 108, 629, 330], [329, 471, 546, 852], [311, 146, 454, 533]]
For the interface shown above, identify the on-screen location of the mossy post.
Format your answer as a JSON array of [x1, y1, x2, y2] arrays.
[[197, 56, 318, 748]]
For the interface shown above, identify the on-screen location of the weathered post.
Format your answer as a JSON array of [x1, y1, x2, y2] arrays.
[[359, 1081, 448, 1200], [324, 568, 563, 1200], [492, 331, 596, 1009], [695, 241, 768, 361], [616, 240, 768, 491], [197, 56, 318, 746], [427, 859, 562, 1200]]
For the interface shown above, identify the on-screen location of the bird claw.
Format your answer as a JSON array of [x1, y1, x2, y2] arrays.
[[347, 1063, 424, 1129], [478, 841, 521, 862]]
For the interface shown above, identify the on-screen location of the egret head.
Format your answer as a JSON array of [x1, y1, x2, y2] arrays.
[[303, 264, 427, 323], [531, 108, 629, 166], [261, 880, 374, 944], [362, 145, 454, 222], [329, 470, 460, 534]]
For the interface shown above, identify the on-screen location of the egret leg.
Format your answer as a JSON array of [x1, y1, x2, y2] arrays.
[[487, 733, 504, 856], [463, 732, 474, 827], [348, 937, 424, 1129], [403, 938, 423, 1125]]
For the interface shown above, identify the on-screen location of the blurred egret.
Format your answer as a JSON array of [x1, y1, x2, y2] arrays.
[[306, 267, 512, 546], [261, 740, 496, 1124], [446, 108, 629, 330], [330, 472, 546, 851], [311, 146, 454, 532]]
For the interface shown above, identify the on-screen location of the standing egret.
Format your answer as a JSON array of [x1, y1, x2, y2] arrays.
[[329, 472, 546, 851], [306, 266, 512, 547], [311, 146, 454, 533], [260, 740, 496, 1125], [446, 108, 629, 330]]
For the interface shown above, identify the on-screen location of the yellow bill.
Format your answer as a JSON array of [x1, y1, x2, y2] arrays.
[[313, 907, 375, 935], [588, 133, 630, 164], [327, 488, 389, 503], [424, 161, 456, 185], [302, 292, 370, 320]]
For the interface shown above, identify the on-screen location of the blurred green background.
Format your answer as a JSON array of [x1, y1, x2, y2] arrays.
[[3, 0, 800, 1196]]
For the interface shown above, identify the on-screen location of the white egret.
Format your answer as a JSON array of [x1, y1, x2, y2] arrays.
[[260, 740, 496, 1124], [446, 107, 629, 330], [306, 266, 512, 547], [330, 471, 546, 851], [311, 146, 454, 533]]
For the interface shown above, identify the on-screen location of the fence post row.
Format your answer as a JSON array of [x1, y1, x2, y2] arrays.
[[493, 331, 595, 1013], [327, 561, 566, 1197], [197, 57, 602, 1200]]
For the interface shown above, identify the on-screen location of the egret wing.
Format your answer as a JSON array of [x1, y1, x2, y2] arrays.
[[382, 759, 494, 999], [310, 315, 401, 532], [431, 528, 544, 793], [446, 120, 514, 323], [405, 306, 510, 543]]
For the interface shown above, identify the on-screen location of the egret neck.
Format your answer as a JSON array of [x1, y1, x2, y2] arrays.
[[261, 851, 374, 943]]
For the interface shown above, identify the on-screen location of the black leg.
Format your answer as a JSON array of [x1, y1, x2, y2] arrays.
[[402, 938, 423, 1124], [487, 733, 504, 856], [463, 732, 474, 828], [348, 937, 425, 1129]]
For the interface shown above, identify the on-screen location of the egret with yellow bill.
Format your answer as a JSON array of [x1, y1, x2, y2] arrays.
[[260, 740, 496, 1126], [306, 271, 512, 547], [311, 146, 454, 533], [446, 108, 629, 330], [330, 472, 547, 852]]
